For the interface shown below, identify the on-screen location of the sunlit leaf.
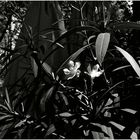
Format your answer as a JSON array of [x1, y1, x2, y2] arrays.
[[121, 108, 137, 114], [91, 123, 114, 139], [5, 88, 10, 106], [109, 121, 125, 131], [5, 88, 12, 112], [0, 104, 9, 111], [89, 123, 113, 139], [116, 46, 140, 77], [130, 132, 138, 139], [112, 65, 131, 72], [0, 115, 13, 122], [95, 33, 110, 64], [15, 119, 26, 128], [81, 115, 89, 120], [58, 112, 73, 117], [42, 62, 52, 76], [45, 124, 56, 137]]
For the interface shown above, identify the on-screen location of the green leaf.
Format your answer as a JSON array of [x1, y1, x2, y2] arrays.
[[0, 104, 9, 111], [42, 62, 53, 77], [95, 33, 110, 64], [5, 88, 12, 112], [5, 88, 10, 106], [114, 22, 140, 30], [89, 123, 113, 139], [121, 108, 137, 114], [45, 124, 56, 137], [112, 65, 131, 72], [0, 122, 14, 139], [109, 121, 125, 131], [59, 92, 69, 106], [116, 46, 140, 77], [58, 112, 73, 117], [40, 86, 55, 112], [130, 132, 138, 139], [30, 57, 38, 78], [15, 119, 26, 128], [0, 115, 13, 122]]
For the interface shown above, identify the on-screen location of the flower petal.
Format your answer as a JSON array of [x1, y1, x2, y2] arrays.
[[76, 70, 81, 77], [75, 62, 81, 69], [68, 60, 74, 67], [63, 68, 70, 75], [93, 64, 100, 70], [87, 64, 92, 73]]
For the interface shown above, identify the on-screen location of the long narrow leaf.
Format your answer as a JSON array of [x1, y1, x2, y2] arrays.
[[58, 112, 73, 117], [51, 26, 100, 48], [30, 57, 38, 78], [40, 86, 55, 112], [121, 108, 137, 114], [5, 88, 12, 112], [56, 42, 94, 74], [42, 62, 52, 76], [95, 33, 110, 64], [0, 104, 9, 111], [112, 65, 131, 72], [116, 46, 140, 77], [114, 22, 140, 30], [45, 124, 56, 137]]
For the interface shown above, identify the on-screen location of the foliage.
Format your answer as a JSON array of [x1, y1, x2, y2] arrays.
[[0, 1, 140, 139]]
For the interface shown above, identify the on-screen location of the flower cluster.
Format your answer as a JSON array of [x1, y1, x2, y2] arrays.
[[63, 60, 104, 80]]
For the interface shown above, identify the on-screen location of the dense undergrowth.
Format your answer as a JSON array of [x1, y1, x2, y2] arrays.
[[0, 1, 140, 139]]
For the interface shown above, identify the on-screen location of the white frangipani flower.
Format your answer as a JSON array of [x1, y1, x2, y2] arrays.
[[63, 60, 81, 80], [86, 64, 104, 79]]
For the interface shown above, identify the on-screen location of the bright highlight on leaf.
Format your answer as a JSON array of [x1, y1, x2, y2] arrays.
[[95, 33, 110, 64], [116, 46, 140, 78]]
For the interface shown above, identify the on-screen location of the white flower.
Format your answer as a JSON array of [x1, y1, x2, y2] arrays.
[[86, 64, 104, 79], [63, 60, 81, 80]]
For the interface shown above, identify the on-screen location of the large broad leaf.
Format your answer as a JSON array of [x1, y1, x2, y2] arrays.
[[95, 33, 110, 64], [113, 22, 140, 30], [116, 46, 140, 78]]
